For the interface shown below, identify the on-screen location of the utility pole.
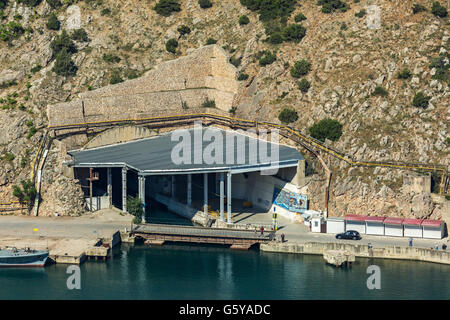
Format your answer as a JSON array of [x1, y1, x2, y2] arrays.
[[86, 168, 99, 211]]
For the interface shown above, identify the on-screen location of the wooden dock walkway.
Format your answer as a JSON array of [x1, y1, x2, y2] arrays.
[[131, 224, 275, 249]]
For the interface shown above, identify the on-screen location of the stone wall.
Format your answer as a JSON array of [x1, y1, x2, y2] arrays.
[[47, 45, 238, 128]]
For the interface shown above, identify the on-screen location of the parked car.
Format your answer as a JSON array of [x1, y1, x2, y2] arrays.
[[336, 230, 361, 240]]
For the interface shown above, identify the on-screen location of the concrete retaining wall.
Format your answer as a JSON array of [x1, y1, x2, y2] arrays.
[[260, 242, 450, 265]]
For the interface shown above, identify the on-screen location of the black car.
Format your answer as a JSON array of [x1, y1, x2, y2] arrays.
[[335, 230, 361, 240]]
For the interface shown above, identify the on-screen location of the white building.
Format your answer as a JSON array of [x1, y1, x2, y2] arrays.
[[422, 220, 445, 239], [403, 218, 424, 238], [365, 216, 385, 235], [326, 217, 345, 234], [384, 217, 404, 237], [345, 214, 366, 234]]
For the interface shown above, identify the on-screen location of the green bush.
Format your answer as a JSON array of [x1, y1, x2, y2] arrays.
[[13, 179, 36, 209], [239, 15, 250, 25], [241, 0, 297, 22], [201, 98, 216, 108], [372, 86, 388, 97], [429, 55, 449, 82], [127, 196, 144, 221], [282, 24, 306, 43], [154, 0, 181, 16], [431, 1, 447, 17], [166, 38, 178, 53], [317, 0, 349, 13], [257, 50, 276, 66], [309, 118, 343, 142], [100, 8, 111, 16], [294, 13, 307, 22], [206, 37, 217, 45], [177, 25, 191, 37], [412, 3, 426, 14], [278, 106, 298, 124], [71, 28, 89, 42], [52, 48, 77, 76], [31, 64, 42, 73], [354, 9, 366, 18], [290, 59, 311, 78], [298, 78, 310, 93], [0, 0, 7, 10], [46, 0, 62, 9], [266, 32, 283, 44], [110, 71, 123, 84], [27, 126, 37, 138], [50, 30, 77, 58], [103, 53, 121, 63], [16, 0, 41, 7], [198, 0, 212, 9], [3, 152, 14, 162], [0, 21, 25, 41], [46, 12, 60, 30], [397, 68, 411, 79], [237, 73, 249, 81], [412, 91, 430, 108]]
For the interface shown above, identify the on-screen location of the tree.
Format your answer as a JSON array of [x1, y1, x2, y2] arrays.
[[412, 92, 430, 108], [257, 50, 276, 66], [412, 3, 426, 14], [153, 0, 181, 16], [166, 38, 178, 53], [50, 30, 77, 58], [206, 37, 217, 45], [294, 13, 307, 22], [177, 25, 191, 38], [198, 0, 212, 9], [298, 78, 310, 93], [127, 196, 144, 224], [46, 0, 62, 9], [282, 24, 306, 43], [239, 15, 250, 25], [309, 118, 343, 142], [13, 179, 36, 211], [71, 28, 89, 42], [46, 12, 60, 30], [278, 107, 298, 124], [16, 0, 41, 7], [52, 48, 77, 76], [431, 1, 447, 17], [397, 68, 411, 79], [0, 0, 7, 10], [290, 59, 311, 78]]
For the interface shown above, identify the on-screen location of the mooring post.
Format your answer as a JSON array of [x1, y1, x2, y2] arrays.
[[122, 167, 127, 213], [203, 173, 208, 215], [227, 172, 232, 224], [220, 173, 224, 222]]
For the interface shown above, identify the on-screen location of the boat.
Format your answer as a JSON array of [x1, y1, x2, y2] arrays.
[[0, 247, 49, 267]]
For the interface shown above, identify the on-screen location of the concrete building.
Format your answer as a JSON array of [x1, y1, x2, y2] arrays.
[[421, 220, 445, 239], [384, 217, 404, 237], [344, 214, 366, 234], [403, 218, 424, 238], [365, 216, 385, 236], [65, 127, 307, 226], [326, 217, 345, 234]]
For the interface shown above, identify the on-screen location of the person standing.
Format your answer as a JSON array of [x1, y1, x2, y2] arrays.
[[281, 233, 285, 243], [409, 237, 413, 247], [260, 226, 264, 236]]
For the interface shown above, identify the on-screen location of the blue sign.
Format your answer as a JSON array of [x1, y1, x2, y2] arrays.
[[272, 186, 307, 213]]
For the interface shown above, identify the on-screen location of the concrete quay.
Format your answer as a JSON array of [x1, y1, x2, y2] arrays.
[[261, 241, 450, 265]]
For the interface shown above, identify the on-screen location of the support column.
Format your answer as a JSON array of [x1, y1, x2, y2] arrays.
[[122, 167, 127, 213], [171, 176, 176, 199], [219, 173, 224, 222], [107, 167, 112, 208], [203, 173, 208, 215], [227, 172, 232, 224], [187, 174, 192, 206], [138, 175, 146, 223]]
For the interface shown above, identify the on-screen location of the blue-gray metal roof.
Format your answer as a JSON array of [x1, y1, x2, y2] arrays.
[[68, 127, 303, 175]]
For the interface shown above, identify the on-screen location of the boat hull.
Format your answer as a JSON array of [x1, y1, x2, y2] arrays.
[[0, 251, 49, 268]]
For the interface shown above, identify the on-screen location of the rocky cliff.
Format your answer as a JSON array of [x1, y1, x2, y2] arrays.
[[0, 0, 448, 219]]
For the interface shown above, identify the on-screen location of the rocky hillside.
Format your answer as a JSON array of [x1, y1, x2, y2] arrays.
[[0, 0, 448, 219]]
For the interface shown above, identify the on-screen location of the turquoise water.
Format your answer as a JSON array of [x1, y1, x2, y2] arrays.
[[0, 243, 449, 300]]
